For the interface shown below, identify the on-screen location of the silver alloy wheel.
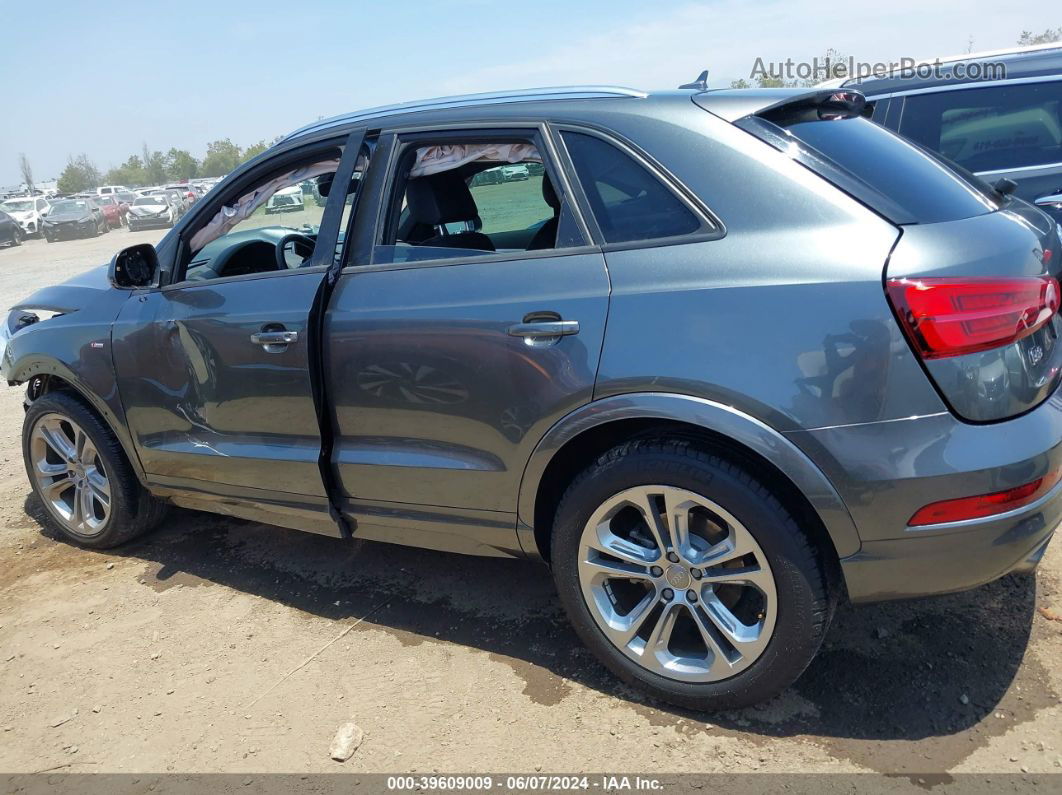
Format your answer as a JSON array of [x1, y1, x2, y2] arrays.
[[29, 413, 111, 536], [577, 485, 777, 683]]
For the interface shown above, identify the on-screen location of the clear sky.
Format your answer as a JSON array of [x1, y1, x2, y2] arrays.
[[2, 0, 1058, 186]]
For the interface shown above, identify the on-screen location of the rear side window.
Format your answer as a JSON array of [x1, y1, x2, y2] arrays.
[[561, 132, 702, 244], [899, 81, 1062, 173], [750, 115, 998, 224]]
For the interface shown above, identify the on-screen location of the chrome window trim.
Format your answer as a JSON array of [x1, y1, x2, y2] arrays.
[[975, 160, 1062, 177]]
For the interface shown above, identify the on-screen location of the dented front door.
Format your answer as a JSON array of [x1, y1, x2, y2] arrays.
[[112, 270, 327, 497]]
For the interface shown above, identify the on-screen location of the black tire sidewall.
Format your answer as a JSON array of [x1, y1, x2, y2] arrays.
[[22, 392, 150, 549], [552, 444, 828, 710]]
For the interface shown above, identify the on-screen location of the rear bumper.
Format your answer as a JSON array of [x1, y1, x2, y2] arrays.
[[839, 484, 1058, 602], [787, 386, 1062, 602]]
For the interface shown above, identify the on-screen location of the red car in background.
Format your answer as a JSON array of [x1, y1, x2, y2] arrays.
[[94, 195, 129, 229]]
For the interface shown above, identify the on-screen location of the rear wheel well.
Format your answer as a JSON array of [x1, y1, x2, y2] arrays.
[[531, 419, 843, 592]]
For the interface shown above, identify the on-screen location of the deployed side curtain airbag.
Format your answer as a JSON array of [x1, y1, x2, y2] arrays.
[[408, 144, 540, 178], [189, 159, 340, 253]]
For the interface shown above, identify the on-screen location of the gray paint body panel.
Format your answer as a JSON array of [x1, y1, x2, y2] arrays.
[[324, 251, 610, 513]]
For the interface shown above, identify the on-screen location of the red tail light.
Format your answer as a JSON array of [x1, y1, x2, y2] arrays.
[[908, 468, 1062, 526], [886, 276, 1060, 359]]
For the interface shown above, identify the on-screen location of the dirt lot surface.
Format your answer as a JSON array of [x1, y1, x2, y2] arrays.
[[0, 232, 1061, 778]]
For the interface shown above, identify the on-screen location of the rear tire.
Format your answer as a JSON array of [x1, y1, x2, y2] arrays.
[[551, 439, 832, 710], [23, 392, 167, 549]]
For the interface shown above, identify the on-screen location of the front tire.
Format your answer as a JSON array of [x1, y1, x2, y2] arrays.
[[11, 228, 22, 246], [551, 439, 831, 710], [23, 392, 167, 549]]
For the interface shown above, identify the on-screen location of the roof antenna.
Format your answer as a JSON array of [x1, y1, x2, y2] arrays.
[[679, 70, 709, 90]]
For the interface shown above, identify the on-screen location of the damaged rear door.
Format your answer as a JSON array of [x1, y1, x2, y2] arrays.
[[112, 130, 367, 532]]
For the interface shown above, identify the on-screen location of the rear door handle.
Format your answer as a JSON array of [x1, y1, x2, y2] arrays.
[[507, 320, 580, 338], [251, 330, 298, 351]]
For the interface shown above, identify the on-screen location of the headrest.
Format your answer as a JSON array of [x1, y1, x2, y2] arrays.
[[541, 174, 559, 210], [406, 171, 478, 226]]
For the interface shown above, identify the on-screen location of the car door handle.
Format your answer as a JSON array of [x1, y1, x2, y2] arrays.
[[250, 330, 298, 348], [507, 320, 580, 338], [1035, 192, 1062, 209]]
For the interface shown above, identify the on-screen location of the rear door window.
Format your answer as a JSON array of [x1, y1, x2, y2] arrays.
[[899, 81, 1062, 173], [372, 136, 585, 264], [561, 131, 703, 244]]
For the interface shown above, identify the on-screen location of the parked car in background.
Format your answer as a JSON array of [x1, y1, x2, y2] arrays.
[[264, 185, 305, 213], [3, 85, 1060, 711], [96, 185, 130, 197], [500, 164, 530, 181], [826, 44, 1062, 224], [167, 189, 191, 217], [0, 196, 51, 237], [40, 198, 109, 241], [0, 210, 22, 247], [94, 195, 128, 229], [138, 189, 188, 217], [165, 184, 199, 206], [126, 194, 178, 230]]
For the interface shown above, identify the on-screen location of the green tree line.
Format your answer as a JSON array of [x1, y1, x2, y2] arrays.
[[56, 138, 272, 194]]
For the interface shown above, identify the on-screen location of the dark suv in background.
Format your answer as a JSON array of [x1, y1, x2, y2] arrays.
[[833, 44, 1062, 222], [3, 85, 1060, 710]]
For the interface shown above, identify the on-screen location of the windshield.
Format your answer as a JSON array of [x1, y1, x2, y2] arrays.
[[134, 196, 165, 206], [51, 200, 88, 212], [2, 200, 33, 213]]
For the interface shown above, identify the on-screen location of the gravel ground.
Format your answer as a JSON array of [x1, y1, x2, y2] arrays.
[[0, 232, 1060, 777]]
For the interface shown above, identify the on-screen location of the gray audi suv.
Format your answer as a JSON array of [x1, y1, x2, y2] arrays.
[[3, 85, 1060, 710]]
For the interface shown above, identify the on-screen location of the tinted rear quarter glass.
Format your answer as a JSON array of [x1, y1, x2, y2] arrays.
[[899, 81, 1062, 173], [779, 116, 997, 223], [561, 132, 701, 243]]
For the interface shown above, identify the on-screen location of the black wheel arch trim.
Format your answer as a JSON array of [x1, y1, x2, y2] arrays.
[[515, 392, 862, 561], [9, 356, 150, 489]]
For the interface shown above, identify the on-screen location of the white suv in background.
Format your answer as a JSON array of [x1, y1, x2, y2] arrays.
[[0, 196, 51, 237], [96, 185, 130, 197]]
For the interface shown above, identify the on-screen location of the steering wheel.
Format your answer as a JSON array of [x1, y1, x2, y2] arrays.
[[275, 232, 317, 270]]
